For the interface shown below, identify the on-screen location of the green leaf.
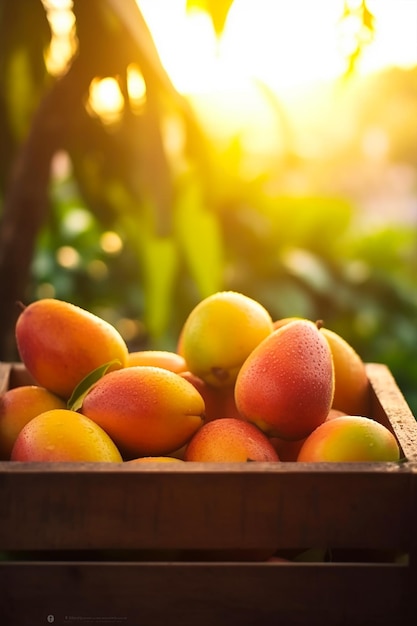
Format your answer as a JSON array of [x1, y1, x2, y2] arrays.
[[67, 359, 121, 412], [5, 49, 38, 141], [174, 182, 224, 299], [142, 234, 179, 340]]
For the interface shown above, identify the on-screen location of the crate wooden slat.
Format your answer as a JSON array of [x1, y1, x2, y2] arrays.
[[1, 361, 417, 626], [0, 561, 412, 626], [0, 460, 414, 551]]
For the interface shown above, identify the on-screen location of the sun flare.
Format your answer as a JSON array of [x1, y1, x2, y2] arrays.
[[44, 0, 417, 160], [134, 0, 417, 158], [137, 0, 417, 96]]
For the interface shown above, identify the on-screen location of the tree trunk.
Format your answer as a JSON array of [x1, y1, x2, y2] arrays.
[[0, 55, 93, 360]]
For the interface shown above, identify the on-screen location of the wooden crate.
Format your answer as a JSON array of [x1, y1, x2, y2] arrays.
[[1, 362, 417, 626]]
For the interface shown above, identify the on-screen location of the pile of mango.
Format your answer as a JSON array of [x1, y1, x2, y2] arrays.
[[0, 292, 400, 464]]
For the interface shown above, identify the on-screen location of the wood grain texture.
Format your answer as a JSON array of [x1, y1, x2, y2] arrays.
[[366, 363, 417, 461], [0, 561, 411, 626], [0, 460, 414, 551]]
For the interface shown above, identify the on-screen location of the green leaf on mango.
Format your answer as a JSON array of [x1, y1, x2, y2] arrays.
[[67, 359, 121, 412]]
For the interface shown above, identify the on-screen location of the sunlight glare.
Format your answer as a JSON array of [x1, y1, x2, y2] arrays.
[[87, 77, 125, 124], [136, 0, 417, 164], [62, 208, 93, 236], [43, 0, 77, 76], [127, 63, 147, 111], [137, 0, 347, 94], [100, 231, 123, 255], [338, 13, 369, 57], [361, 0, 417, 73], [56, 246, 80, 269], [137, 0, 417, 93]]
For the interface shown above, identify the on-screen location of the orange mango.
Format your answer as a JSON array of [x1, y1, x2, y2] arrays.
[[180, 371, 240, 422], [321, 327, 371, 417], [11, 408, 122, 462], [126, 350, 187, 373], [80, 366, 204, 458], [184, 417, 279, 462], [0, 385, 66, 459], [297, 415, 400, 462], [15, 298, 128, 399]]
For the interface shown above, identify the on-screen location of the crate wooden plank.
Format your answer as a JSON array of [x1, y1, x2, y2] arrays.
[[0, 460, 414, 551], [0, 560, 411, 626], [0, 362, 11, 395], [366, 363, 417, 460], [0, 362, 34, 394]]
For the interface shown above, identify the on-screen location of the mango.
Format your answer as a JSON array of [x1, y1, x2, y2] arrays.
[[321, 327, 371, 417], [126, 350, 187, 373], [80, 366, 205, 458], [269, 436, 306, 462], [274, 318, 371, 418], [178, 291, 274, 388], [15, 298, 129, 399], [11, 408, 123, 462], [297, 415, 400, 462], [180, 371, 240, 422], [234, 319, 335, 440], [0, 385, 66, 459], [184, 417, 279, 462]]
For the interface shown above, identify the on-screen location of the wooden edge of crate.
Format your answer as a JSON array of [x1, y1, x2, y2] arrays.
[[0, 361, 35, 394], [366, 363, 417, 462]]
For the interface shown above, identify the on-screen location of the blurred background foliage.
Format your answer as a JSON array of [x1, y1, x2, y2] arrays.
[[1, 0, 417, 414]]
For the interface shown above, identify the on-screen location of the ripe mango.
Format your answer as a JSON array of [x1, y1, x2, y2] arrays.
[[0, 385, 66, 459], [178, 291, 274, 388], [11, 408, 123, 462], [80, 366, 205, 458], [321, 327, 371, 417], [297, 415, 400, 462], [180, 371, 240, 422], [235, 319, 335, 440], [184, 417, 279, 462], [15, 298, 129, 399], [126, 350, 187, 373], [274, 318, 371, 418]]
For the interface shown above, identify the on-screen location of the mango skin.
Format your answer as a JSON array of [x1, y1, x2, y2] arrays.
[[297, 415, 400, 462], [184, 417, 279, 462], [235, 320, 335, 441], [180, 371, 240, 422], [126, 350, 187, 373], [0, 385, 66, 459], [15, 298, 129, 399], [11, 408, 123, 462], [80, 366, 205, 458], [321, 327, 371, 417], [178, 291, 274, 388]]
